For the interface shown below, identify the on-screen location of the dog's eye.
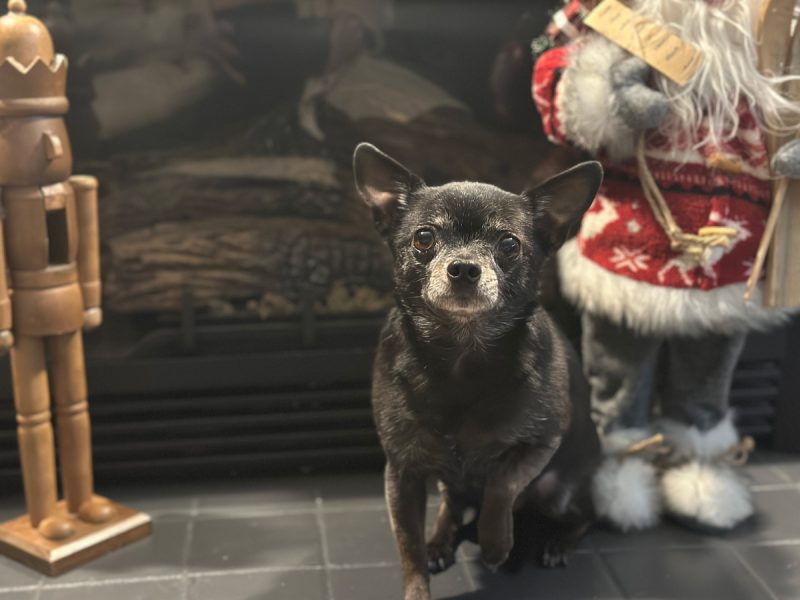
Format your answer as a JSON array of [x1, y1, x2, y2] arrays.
[[413, 229, 436, 251], [498, 235, 520, 257]]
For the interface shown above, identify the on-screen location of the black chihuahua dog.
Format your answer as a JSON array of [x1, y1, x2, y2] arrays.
[[353, 143, 603, 600]]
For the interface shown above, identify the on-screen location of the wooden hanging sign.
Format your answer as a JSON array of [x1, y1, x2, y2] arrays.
[[584, 0, 703, 86]]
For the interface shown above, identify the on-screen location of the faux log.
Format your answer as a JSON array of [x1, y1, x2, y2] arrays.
[[100, 178, 357, 239], [97, 154, 359, 239], [103, 216, 392, 313], [96, 103, 553, 316]]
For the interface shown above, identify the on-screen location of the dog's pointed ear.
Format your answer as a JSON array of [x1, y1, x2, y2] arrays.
[[525, 161, 603, 253], [353, 143, 424, 234]]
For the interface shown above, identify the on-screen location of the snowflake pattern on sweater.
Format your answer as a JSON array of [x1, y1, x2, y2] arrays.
[[533, 42, 772, 291]]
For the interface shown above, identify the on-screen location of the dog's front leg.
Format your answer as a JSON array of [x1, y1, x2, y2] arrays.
[[426, 482, 464, 573], [385, 461, 430, 600], [479, 442, 559, 570]]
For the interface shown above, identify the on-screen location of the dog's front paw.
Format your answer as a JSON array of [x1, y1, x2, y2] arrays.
[[480, 538, 512, 572], [538, 539, 570, 568], [426, 539, 456, 574], [402, 575, 431, 600]]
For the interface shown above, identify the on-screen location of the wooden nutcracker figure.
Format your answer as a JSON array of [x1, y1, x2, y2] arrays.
[[0, 0, 150, 576]]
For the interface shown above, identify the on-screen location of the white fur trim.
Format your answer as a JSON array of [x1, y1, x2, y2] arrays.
[[558, 239, 791, 337], [658, 413, 739, 460], [661, 461, 753, 530], [593, 456, 661, 531], [557, 35, 636, 162]]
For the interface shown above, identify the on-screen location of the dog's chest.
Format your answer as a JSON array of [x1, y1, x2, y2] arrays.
[[408, 385, 532, 477], [400, 424, 498, 485]]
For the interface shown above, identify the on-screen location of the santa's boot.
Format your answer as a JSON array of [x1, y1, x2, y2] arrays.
[[592, 428, 663, 531], [658, 414, 753, 533]]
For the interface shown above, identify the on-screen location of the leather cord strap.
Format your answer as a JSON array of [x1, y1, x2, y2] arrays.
[[636, 134, 738, 266]]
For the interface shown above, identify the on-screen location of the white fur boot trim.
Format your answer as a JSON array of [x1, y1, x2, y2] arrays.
[[661, 461, 753, 530], [658, 413, 738, 460], [593, 455, 661, 531]]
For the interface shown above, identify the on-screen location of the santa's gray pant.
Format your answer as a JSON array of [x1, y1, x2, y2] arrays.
[[582, 312, 746, 435]]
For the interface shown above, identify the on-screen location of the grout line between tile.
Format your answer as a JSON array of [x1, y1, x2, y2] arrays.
[[39, 574, 184, 591], [741, 538, 800, 548], [592, 537, 800, 552], [730, 547, 779, 600], [315, 497, 335, 600], [750, 483, 799, 492], [192, 503, 392, 518], [196, 505, 319, 518], [177, 565, 327, 579], [593, 542, 710, 554], [180, 497, 199, 600], [456, 547, 477, 592], [330, 560, 403, 570], [184, 499, 439, 519], [324, 504, 389, 514], [768, 466, 794, 484], [594, 550, 629, 599], [0, 585, 40, 594]]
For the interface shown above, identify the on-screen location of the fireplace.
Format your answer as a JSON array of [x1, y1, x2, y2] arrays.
[[0, 0, 798, 487]]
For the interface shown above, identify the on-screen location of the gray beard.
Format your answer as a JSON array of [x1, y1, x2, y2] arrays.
[[632, 0, 799, 147]]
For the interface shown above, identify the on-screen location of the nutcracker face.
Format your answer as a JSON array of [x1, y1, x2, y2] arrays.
[[0, 116, 73, 185], [0, 50, 71, 185]]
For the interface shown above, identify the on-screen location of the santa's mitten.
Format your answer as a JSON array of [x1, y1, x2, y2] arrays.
[[609, 55, 650, 87], [658, 415, 753, 533], [772, 138, 800, 178], [592, 429, 663, 532], [610, 56, 669, 131]]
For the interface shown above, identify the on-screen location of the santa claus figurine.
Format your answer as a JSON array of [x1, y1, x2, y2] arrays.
[[533, 0, 800, 532]]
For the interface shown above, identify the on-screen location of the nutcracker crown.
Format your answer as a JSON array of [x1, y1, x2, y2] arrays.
[[0, 0, 54, 66], [0, 0, 67, 107]]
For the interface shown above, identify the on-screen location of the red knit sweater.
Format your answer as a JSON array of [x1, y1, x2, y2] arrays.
[[533, 43, 771, 291]]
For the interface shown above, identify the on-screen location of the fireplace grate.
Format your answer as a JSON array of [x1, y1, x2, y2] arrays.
[[0, 315, 795, 487]]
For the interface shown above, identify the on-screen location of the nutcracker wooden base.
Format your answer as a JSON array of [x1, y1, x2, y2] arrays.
[[0, 497, 151, 576]]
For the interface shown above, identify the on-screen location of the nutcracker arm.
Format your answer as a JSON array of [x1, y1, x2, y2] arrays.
[[69, 176, 102, 328], [0, 203, 13, 352]]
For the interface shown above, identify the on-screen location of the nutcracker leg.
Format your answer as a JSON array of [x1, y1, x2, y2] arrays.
[[48, 331, 114, 524], [10, 335, 74, 540]]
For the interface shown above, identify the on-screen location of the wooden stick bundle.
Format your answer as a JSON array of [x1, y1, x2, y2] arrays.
[[745, 0, 800, 306]]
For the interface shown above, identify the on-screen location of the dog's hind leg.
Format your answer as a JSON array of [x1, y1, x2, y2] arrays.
[[426, 482, 464, 574], [508, 506, 592, 569], [529, 480, 595, 568], [537, 517, 591, 568]]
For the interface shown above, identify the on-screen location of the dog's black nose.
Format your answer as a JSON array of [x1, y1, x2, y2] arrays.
[[447, 261, 481, 283]]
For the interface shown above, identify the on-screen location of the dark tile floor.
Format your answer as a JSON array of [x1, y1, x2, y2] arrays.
[[1, 451, 799, 599]]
